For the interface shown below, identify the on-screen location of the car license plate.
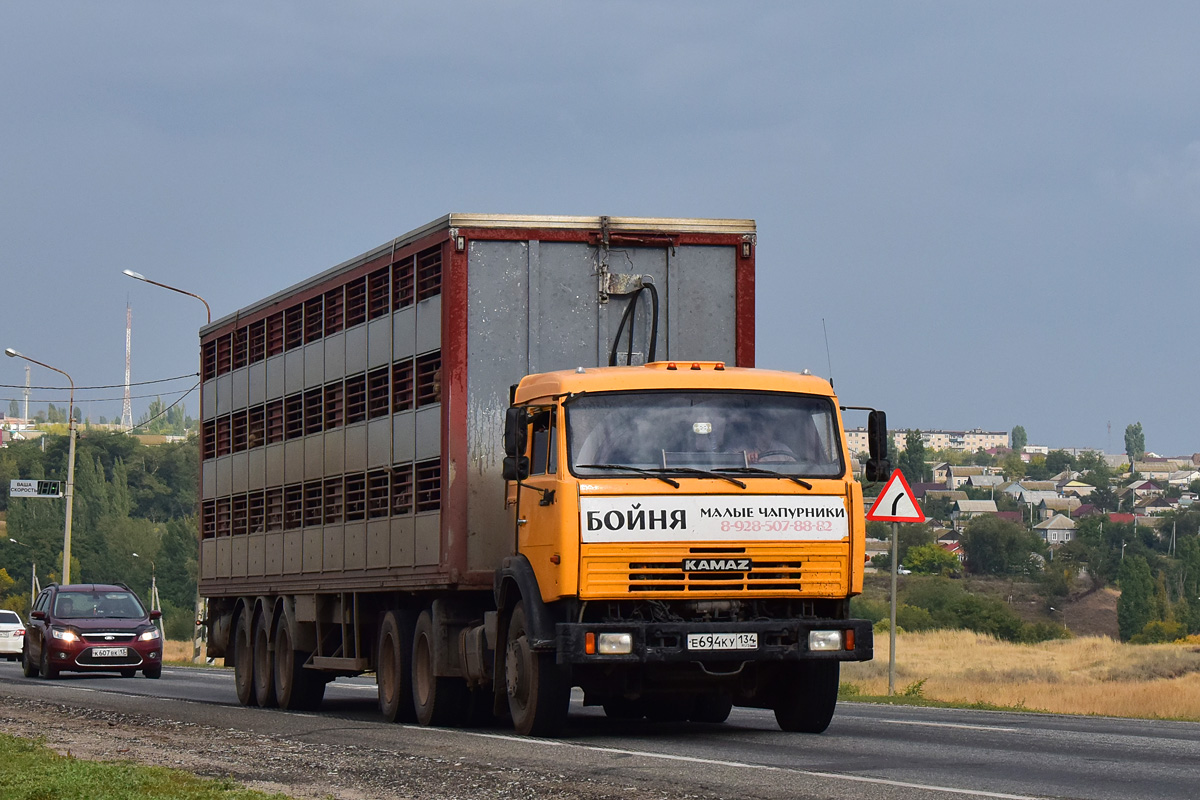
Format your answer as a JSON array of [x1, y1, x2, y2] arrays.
[[686, 632, 757, 651], [91, 647, 128, 658]]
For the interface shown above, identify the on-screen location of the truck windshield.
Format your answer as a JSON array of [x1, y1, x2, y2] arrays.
[[566, 391, 844, 479]]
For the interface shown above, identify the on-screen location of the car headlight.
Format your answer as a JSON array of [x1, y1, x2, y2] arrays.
[[51, 628, 79, 643], [139, 628, 161, 641]]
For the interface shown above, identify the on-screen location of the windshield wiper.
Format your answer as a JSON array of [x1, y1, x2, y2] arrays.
[[577, 464, 680, 488], [652, 467, 746, 489], [716, 467, 813, 490]]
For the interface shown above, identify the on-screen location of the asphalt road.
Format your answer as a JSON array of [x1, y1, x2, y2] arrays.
[[2, 660, 1198, 800]]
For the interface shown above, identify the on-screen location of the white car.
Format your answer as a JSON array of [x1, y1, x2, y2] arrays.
[[0, 609, 25, 660]]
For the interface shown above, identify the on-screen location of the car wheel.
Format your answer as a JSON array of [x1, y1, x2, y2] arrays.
[[39, 646, 60, 680], [144, 666, 162, 679], [121, 668, 137, 678], [21, 643, 38, 678]]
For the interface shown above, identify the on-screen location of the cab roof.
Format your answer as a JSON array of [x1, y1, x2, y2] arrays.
[[513, 362, 836, 404]]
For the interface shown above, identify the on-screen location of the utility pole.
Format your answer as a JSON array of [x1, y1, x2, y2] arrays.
[[121, 302, 133, 430]]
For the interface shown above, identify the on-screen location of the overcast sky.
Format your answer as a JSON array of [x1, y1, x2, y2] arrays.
[[2, 3, 1197, 455]]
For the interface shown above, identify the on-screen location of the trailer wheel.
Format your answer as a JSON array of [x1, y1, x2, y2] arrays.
[[774, 661, 839, 733], [233, 610, 256, 706], [275, 615, 324, 711], [504, 601, 569, 736], [377, 610, 415, 722], [253, 613, 277, 708], [411, 609, 469, 726]]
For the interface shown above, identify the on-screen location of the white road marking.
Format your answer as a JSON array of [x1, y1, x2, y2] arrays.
[[403, 726, 1043, 800], [876, 719, 1021, 733]]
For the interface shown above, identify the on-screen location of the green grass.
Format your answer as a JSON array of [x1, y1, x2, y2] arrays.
[[838, 681, 1043, 714], [0, 733, 297, 800]]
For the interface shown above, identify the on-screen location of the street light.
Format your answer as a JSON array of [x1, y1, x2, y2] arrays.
[[8, 538, 40, 604], [1050, 605, 1067, 632], [123, 269, 211, 663], [132, 552, 164, 639], [122, 270, 211, 324], [5, 348, 77, 585]]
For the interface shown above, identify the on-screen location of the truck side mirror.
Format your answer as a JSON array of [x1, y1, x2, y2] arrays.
[[504, 407, 528, 457], [865, 409, 890, 482], [502, 456, 530, 482]]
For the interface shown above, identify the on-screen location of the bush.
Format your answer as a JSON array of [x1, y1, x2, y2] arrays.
[[850, 596, 889, 623], [1130, 620, 1188, 644], [1016, 621, 1071, 644], [160, 599, 196, 641], [897, 604, 936, 632]]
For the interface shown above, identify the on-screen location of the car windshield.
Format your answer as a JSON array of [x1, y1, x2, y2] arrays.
[[53, 591, 146, 619], [566, 390, 844, 478]]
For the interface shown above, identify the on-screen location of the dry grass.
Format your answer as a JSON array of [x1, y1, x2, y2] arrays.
[[843, 630, 1200, 721], [163, 639, 215, 664]]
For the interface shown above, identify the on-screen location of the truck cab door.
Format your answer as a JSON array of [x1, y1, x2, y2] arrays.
[[514, 407, 570, 601]]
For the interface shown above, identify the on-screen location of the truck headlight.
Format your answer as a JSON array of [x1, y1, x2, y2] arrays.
[[808, 630, 843, 651], [596, 633, 633, 655]]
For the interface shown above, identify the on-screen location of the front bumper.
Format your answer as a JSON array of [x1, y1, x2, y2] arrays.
[[46, 641, 161, 670], [556, 618, 873, 665]]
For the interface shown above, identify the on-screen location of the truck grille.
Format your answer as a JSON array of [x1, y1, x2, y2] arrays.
[[580, 545, 849, 597], [628, 560, 804, 592]]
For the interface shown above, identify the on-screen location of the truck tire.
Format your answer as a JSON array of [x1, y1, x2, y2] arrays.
[[275, 615, 324, 711], [504, 601, 569, 736], [377, 610, 415, 722], [411, 609, 469, 726], [253, 613, 278, 708], [774, 661, 839, 733], [233, 610, 257, 706], [690, 693, 733, 724]]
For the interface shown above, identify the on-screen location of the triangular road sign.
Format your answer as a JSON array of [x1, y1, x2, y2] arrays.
[[866, 469, 926, 523]]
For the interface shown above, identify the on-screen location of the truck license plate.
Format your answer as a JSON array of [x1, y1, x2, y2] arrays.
[[91, 647, 128, 658], [686, 632, 757, 651]]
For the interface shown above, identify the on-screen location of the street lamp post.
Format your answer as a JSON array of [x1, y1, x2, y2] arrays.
[[5, 349, 77, 585], [8, 538, 40, 607], [124, 269, 210, 663]]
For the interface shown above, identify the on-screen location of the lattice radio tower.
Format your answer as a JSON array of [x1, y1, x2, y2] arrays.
[[121, 302, 134, 430]]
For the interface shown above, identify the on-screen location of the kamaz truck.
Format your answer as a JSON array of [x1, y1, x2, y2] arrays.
[[197, 214, 887, 735]]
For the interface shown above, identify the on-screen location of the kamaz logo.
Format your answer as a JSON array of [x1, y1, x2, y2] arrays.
[[682, 558, 752, 572]]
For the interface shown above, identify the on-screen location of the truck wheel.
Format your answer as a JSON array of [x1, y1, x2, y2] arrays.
[[690, 693, 733, 724], [21, 642, 38, 678], [253, 613, 278, 708], [275, 615, 324, 711], [774, 661, 839, 733], [504, 601, 569, 736], [233, 610, 257, 706], [411, 609, 469, 726], [377, 610, 415, 722]]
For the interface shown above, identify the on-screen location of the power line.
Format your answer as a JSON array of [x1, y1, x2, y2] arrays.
[[0, 372, 198, 391]]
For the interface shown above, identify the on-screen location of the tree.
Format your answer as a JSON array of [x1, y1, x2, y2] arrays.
[[1116, 554, 1154, 642], [1124, 422, 1145, 466], [960, 515, 1045, 576], [1011, 425, 1027, 452], [1001, 451, 1025, 480], [971, 448, 994, 467], [905, 542, 960, 576], [898, 429, 930, 485], [1044, 450, 1076, 475]]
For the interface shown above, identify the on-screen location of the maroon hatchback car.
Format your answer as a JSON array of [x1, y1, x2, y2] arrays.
[[22, 583, 163, 679]]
